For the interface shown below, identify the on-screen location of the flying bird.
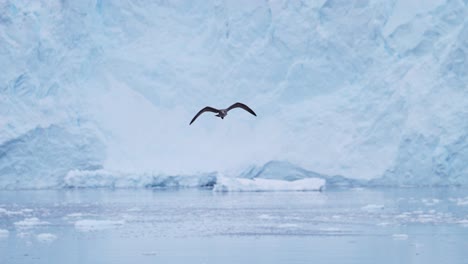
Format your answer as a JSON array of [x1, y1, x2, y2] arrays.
[[189, 102, 257, 125]]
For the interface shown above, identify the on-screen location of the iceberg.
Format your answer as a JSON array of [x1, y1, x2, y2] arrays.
[[213, 176, 325, 192], [0, 0, 467, 189], [63, 169, 217, 189]]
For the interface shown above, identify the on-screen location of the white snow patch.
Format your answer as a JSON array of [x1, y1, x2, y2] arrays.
[[74, 220, 125, 232], [36, 233, 57, 243], [213, 177, 325, 192]]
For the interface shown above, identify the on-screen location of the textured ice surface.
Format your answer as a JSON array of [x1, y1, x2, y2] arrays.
[[1, 0, 467, 188]]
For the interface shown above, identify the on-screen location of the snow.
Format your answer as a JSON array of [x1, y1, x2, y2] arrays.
[[1, 0, 467, 189]]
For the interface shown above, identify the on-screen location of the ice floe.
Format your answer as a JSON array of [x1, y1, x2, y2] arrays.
[[14, 218, 49, 229], [0, 229, 9, 238], [213, 176, 325, 192], [74, 219, 125, 232], [36, 233, 57, 243]]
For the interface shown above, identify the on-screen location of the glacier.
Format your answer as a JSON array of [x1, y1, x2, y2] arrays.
[[0, 0, 467, 189]]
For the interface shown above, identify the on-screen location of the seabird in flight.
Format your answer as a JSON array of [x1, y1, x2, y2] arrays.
[[189, 102, 257, 125]]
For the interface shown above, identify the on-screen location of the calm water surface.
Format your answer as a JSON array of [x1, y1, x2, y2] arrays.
[[1, 188, 467, 264]]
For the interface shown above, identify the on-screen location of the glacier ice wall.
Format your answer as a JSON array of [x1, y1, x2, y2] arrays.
[[0, 0, 467, 188]]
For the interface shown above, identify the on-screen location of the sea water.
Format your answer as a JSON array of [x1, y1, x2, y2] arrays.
[[1, 188, 467, 264]]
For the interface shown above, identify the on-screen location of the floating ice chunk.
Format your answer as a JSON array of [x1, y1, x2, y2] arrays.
[[319, 227, 342, 232], [451, 197, 468, 206], [36, 233, 57, 243], [377, 222, 391, 227], [457, 219, 468, 227], [213, 177, 325, 192], [14, 218, 49, 229], [416, 214, 437, 223], [127, 207, 141, 212], [74, 219, 125, 232], [422, 199, 440, 206], [65, 213, 84, 218], [0, 208, 24, 216], [277, 223, 300, 229], [392, 234, 409, 240], [258, 214, 276, 220], [17, 232, 30, 238], [361, 204, 385, 211], [142, 252, 158, 256], [0, 229, 9, 238]]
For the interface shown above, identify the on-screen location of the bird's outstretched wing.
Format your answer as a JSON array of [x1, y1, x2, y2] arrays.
[[226, 102, 257, 116], [189, 106, 219, 125]]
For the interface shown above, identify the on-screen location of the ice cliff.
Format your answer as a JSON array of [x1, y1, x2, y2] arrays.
[[0, 0, 467, 188]]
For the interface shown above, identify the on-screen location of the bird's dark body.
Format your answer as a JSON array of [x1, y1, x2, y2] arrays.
[[190, 102, 256, 125]]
